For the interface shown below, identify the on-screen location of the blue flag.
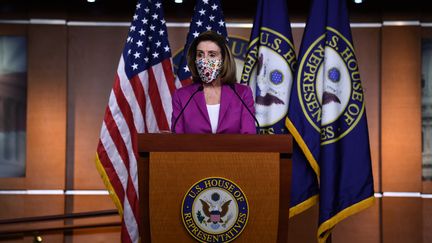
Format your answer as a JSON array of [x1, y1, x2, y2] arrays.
[[286, 0, 375, 242], [175, 0, 228, 87], [241, 0, 319, 217]]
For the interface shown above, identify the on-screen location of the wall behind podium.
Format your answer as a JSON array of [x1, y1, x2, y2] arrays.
[[0, 17, 430, 243]]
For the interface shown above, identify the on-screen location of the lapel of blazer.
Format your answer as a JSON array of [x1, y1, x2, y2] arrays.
[[217, 84, 234, 132], [192, 85, 211, 128]]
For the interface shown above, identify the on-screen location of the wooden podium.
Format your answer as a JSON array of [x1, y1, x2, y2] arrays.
[[137, 134, 292, 243]]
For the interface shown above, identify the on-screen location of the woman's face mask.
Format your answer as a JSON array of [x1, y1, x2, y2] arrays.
[[195, 40, 223, 84], [195, 58, 223, 84]]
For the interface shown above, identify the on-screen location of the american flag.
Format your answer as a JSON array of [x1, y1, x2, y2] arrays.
[[95, 0, 175, 242], [175, 0, 228, 86]]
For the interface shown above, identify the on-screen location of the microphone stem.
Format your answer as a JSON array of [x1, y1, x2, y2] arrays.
[[172, 85, 203, 133]]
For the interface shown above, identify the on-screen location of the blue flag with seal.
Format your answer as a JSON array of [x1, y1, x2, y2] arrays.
[[174, 0, 228, 88], [286, 0, 375, 242], [241, 0, 319, 217]]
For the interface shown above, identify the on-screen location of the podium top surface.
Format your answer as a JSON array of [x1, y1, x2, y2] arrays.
[[138, 134, 292, 153]]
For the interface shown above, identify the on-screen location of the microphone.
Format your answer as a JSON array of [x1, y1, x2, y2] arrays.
[[228, 83, 260, 129], [172, 85, 204, 133]]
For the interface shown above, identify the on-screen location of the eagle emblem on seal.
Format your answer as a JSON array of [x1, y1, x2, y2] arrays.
[[200, 199, 232, 224]]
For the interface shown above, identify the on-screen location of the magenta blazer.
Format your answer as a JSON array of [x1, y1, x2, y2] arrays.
[[171, 83, 256, 134]]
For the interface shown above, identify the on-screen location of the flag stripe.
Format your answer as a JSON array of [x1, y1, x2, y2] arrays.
[[162, 58, 176, 95], [122, 198, 139, 243], [125, 177, 141, 227], [129, 74, 147, 134], [117, 57, 146, 134], [97, 139, 125, 204], [121, 220, 132, 243], [180, 77, 193, 87], [153, 62, 174, 125], [138, 70, 159, 132], [111, 78, 137, 138], [173, 77, 183, 89], [105, 91, 142, 228], [147, 67, 170, 130], [95, 151, 124, 216], [100, 119, 138, 243], [104, 100, 130, 171], [100, 119, 129, 190], [107, 93, 140, 204], [104, 95, 141, 243], [102, 109, 140, 212]]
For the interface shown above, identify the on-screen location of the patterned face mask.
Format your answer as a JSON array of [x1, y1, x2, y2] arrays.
[[195, 58, 223, 84]]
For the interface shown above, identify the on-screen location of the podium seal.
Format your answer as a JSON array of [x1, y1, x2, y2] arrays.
[[181, 177, 249, 242]]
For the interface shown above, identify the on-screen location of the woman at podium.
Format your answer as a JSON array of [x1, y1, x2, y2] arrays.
[[171, 31, 257, 134]]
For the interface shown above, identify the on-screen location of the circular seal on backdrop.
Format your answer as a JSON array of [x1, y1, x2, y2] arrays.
[[240, 27, 296, 132], [297, 27, 365, 145], [181, 177, 249, 243]]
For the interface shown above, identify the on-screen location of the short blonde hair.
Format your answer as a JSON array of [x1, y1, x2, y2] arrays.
[[187, 31, 237, 84]]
